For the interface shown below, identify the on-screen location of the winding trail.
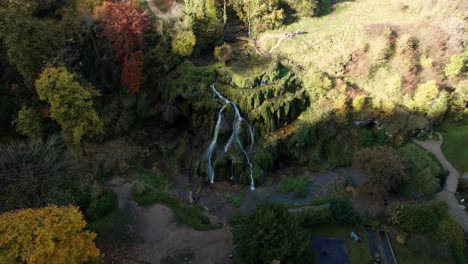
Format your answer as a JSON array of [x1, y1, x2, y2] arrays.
[[413, 133, 468, 233], [146, 0, 167, 17]]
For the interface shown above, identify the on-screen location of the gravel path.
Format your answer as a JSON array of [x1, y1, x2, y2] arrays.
[[413, 133, 468, 233]]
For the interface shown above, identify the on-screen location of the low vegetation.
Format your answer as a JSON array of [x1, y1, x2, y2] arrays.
[[131, 183, 215, 230]]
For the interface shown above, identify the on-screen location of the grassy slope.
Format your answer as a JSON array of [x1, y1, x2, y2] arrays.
[[309, 225, 371, 264], [259, 0, 417, 73], [438, 119, 468, 173]]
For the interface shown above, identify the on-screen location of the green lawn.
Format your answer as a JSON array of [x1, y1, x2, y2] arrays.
[[438, 119, 468, 173], [308, 225, 371, 264], [136, 167, 170, 189], [389, 234, 456, 264]]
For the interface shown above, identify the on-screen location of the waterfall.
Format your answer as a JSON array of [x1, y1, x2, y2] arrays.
[[206, 84, 256, 191], [260, 75, 266, 86]]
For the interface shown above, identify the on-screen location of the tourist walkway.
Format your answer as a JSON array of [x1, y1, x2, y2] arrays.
[[413, 133, 468, 233]]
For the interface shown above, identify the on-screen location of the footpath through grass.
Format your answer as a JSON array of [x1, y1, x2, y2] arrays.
[[438, 119, 468, 173], [308, 225, 371, 264]]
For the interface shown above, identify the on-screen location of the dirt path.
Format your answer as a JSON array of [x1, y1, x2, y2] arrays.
[[146, 0, 166, 17], [413, 133, 468, 233], [108, 178, 233, 264]]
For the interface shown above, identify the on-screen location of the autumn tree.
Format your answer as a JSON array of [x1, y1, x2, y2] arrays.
[[214, 43, 232, 62], [35, 66, 103, 148], [172, 30, 197, 57], [353, 146, 407, 198], [101, 1, 149, 93], [0, 205, 101, 263], [230, 0, 284, 36]]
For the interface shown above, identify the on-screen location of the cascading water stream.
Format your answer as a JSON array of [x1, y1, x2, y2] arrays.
[[206, 84, 256, 190]]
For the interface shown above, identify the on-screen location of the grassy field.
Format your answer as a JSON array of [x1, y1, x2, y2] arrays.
[[308, 225, 371, 264], [389, 234, 457, 264], [438, 119, 468, 173]]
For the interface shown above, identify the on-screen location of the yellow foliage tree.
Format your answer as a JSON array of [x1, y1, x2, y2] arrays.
[[0, 205, 101, 264]]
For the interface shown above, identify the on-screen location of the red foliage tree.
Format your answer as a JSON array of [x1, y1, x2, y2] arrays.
[[102, 1, 148, 93]]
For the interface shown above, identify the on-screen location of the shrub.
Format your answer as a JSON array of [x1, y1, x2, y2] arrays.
[[397, 143, 441, 195], [298, 207, 333, 227], [228, 192, 245, 208], [293, 177, 310, 198], [15, 106, 43, 141], [85, 188, 117, 221], [0, 136, 77, 211], [172, 30, 196, 57], [214, 43, 232, 62], [232, 203, 308, 264], [286, 0, 319, 17], [329, 198, 360, 225], [444, 51, 468, 77], [278, 177, 296, 193], [387, 201, 448, 233], [278, 177, 310, 198]]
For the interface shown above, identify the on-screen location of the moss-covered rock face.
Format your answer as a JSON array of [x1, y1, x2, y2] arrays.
[[159, 57, 433, 186]]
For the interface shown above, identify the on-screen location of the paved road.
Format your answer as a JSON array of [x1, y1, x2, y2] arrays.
[[413, 133, 468, 233]]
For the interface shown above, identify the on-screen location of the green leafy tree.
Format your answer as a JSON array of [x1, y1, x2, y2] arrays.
[[397, 144, 441, 195], [232, 203, 308, 264], [172, 30, 197, 57], [444, 51, 468, 77], [0, 0, 73, 86], [353, 146, 407, 198], [0, 136, 77, 210], [15, 106, 43, 141], [330, 198, 360, 225], [35, 66, 103, 148], [184, 0, 222, 50]]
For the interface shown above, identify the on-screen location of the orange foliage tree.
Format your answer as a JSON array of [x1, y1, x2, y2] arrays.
[[102, 1, 148, 93], [0, 205, 101, 264]]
